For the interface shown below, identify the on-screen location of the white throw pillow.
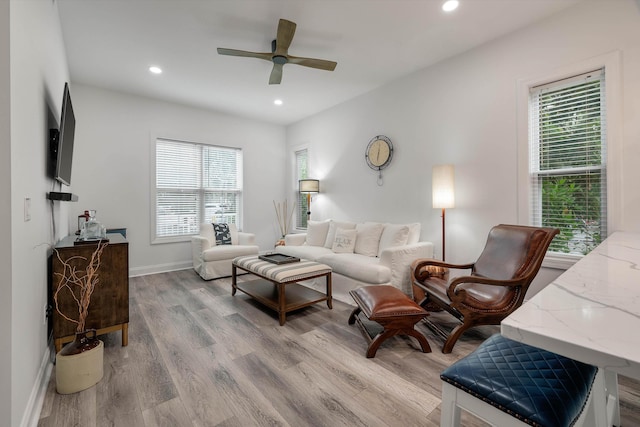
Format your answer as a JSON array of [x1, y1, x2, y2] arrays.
[[324, 220, 357, 248], [378, 224, 410, 256], [305, 220, 331, 246], [331, 228, 357, 253], [405, 222, 422, 244], [354, 222, 384, 257]]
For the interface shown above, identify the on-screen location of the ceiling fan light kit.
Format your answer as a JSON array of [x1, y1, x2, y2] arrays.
[[217, 19, 337, 85]]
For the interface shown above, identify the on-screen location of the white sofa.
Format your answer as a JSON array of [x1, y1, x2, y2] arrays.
[[191, 223, 259, 280], [275, 219, 433, 304]]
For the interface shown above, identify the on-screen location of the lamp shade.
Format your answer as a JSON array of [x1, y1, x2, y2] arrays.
[[299, 179, 320, 193], [432, 165, 455, 209]]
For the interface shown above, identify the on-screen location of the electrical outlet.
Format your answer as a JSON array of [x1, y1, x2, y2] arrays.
[[43, 303, 49, 325]]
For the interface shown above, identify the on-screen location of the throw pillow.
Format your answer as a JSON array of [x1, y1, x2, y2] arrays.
[[354, 222, 384, 257], [324, 220, 357, 248], [305, 219, 331, 246], [331, 228, 357, 253], [212, 223, 232, 245], [212, 219, 239, 244], [378, 224, 410, 257]]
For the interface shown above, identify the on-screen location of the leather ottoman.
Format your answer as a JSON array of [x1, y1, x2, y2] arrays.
[[348, 285, 431, 358]]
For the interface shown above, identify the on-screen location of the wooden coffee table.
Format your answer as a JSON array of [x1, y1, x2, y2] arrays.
[[232, 255, 332, 325]]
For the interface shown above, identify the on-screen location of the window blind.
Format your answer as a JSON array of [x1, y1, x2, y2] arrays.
[[529, 68, 606, 255], [155, 138, 242, 239], [295, 149, 308, 229]]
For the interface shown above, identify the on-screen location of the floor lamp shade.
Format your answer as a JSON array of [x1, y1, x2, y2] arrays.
[[432, 165, 454, 261], [299, 179, 320, 194], [432, 165, 455, 209]]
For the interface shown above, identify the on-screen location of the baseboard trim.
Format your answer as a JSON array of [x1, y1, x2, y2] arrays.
[[21, 344, 53, 427], [129, 261, 192, 277]]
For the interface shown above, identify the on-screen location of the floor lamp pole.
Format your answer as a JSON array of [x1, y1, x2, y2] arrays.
[[441, 208, 446, 262], [306, 193, 311, 221]]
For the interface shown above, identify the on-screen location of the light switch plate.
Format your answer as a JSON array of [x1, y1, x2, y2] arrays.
[[24, 197, 31, 221]]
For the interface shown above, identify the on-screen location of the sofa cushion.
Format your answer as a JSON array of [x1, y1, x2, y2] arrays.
[[305, 220, 331, 246], [331, 228, 357, 253], [318, 253, 391, 284], [406, 222, 421, 245], [202, 244, 259, 262], [355, 222, 384, 257], [276, 245, 333, 262], [324, 220, 357, 248], [378, 224, 410, 257]]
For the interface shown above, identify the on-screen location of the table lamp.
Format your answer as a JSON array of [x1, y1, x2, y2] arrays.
[[299, 179, 320, 221]]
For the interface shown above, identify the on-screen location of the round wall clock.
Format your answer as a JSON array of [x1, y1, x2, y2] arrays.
[[365, 135, 393, 185]]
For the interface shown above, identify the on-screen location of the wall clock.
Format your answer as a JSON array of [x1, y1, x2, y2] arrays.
[[365, 135, 393, 185]]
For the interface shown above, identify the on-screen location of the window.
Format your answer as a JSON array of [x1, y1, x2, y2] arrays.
[[295, 148, 309, 229], [529, 69, 606, 256], [153, 138, 242, 241]]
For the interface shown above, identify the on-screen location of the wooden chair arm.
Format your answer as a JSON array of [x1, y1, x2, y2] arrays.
[[411, 259, 474, 283]]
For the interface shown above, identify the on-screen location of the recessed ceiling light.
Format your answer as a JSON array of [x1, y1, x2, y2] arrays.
[[149, 66, 163, 74], [274, 99, 283, 106], [442, 0, 459, 12]]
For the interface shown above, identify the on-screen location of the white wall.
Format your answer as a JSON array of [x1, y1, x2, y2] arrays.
[[69, 85, 286, 275], [1, 1, 12, 422], [9, 0, 70, 426], [286, 0, 640, 295]]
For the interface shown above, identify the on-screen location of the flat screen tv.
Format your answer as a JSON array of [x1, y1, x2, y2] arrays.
[[51, 82, 76, 186]]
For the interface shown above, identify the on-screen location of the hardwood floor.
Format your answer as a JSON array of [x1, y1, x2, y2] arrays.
[[38, 270, 640, 426]]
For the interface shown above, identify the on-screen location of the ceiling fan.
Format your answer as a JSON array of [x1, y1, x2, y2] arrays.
[[217, 19, 337, 85]]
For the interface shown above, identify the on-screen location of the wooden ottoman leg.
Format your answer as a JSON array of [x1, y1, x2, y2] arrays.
[[366, 329, 396, 358], [348, 307, 361, 324]]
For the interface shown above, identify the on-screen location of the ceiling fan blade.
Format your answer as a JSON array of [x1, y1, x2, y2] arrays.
[[269, 63, 283, 85], [288, 55, 337, 71], [217, 48, 272, 61], [274, 19, 296, 56]]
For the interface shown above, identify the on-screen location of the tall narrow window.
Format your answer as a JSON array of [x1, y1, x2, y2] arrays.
[[295, 148, 308, 229], [529, 69, 606, 255], [154, 138, 243, 241]]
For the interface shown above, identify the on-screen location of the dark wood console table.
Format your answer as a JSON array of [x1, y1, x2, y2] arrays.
[[50, 233, 129, 352]]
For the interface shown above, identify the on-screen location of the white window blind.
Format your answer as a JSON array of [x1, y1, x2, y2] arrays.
[[155, 138, 242, 240], [529, 68, 606, 255], [295, 148, 308, 229]]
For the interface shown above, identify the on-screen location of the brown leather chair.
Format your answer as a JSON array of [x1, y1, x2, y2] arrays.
[[411, 224, 559, 353]]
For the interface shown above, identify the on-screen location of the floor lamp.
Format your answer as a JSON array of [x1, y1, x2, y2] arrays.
[[299, 179, 320, 221], [432, 165, 455, 261]]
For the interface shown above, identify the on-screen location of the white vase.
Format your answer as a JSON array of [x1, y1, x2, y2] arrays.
[[55, 331, 104, 394]]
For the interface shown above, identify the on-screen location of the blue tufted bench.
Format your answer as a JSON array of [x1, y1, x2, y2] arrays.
[[440, 334, 600, 427]]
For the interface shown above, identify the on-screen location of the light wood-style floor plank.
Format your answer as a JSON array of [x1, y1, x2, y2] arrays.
[[38, 269, 640, 427]]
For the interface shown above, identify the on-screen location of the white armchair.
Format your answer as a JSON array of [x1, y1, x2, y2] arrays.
[[191, 223, 259, 280]]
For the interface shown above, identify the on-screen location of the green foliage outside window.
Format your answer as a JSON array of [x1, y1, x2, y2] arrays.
[[535, 75, 605, 255]]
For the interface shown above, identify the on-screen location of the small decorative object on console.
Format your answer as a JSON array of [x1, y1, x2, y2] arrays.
[[77, 210, 106, 242]]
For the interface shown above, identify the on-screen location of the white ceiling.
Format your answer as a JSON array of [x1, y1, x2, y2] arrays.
[[56, 0, 584, 126]]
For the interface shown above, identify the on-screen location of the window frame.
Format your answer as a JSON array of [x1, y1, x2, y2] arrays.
[[517, 51, 622, 269], [293, 145, 310, 230], [150, 136, 244, 244]]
